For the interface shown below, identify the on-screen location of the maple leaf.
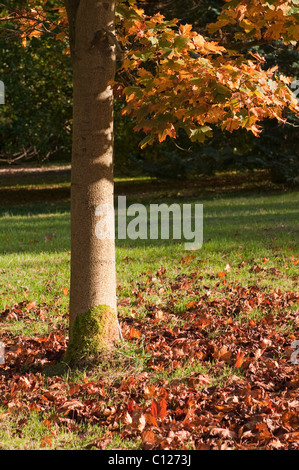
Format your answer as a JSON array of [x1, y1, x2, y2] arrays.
[[129, 327, 141, 339], [141, 430, 156, 450], [234, 351, 245, 368], [40, 435, 53, 448], [25, 301, 37, 311]]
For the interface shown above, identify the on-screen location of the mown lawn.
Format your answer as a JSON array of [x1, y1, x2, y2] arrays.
[[0, 173, 298, 450]]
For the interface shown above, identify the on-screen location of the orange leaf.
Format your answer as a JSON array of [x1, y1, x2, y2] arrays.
[[25, 301, 36, 311], [186, 301, 196, 309], [127, 399, 135, 414], [129, 327, 141, 339], [56, 31, 66, 41], [179, 23, 193, 36], [144, 384, 156, 399], [62, 287, 68, 295], [151, 399, 158, 418], [218, 271, 226, 278], [141, 430, 156, 447], [145, 412, 158, 427], [234, 351, 245, 368], [40, 435, 53, 448], [150, 398, 167, 420], [157, 398, 167, 419]]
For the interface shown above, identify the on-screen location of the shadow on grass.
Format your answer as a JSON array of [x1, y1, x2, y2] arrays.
[[0, 169, 296, 207], [0, 191, 298, 256]]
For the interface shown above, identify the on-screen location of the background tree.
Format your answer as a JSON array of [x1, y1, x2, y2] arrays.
[[1, 1, 298, 183]]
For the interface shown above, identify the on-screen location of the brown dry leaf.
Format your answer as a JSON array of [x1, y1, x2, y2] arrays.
[[145, 412, 158, 427], [144, 384, 156, 399], [185, 301, 196, 309], [102, 406, 116, 417], [85, 437, 112, 450], [25, 301, 36, 311], [180, 255, 196, 264], [151, 399, 158, 419], [260, 338, 272, 349], [131, 410, 146, 431], [58, 399, 84, 415], [123, 411, 133, 425], [154, 309, 165, 320], [234, 351, 245, 368], [196, 374, 212, 386], [17, 376, 32, 391], [117, 297, 131, 306], [141, 430, 156, 449], [281, 410, 299, 427], [213, 345, 232, 362], [254, 348, 263, 360], [40, 435, 53, 448], [68, 383, 80, 396], [209, 427, 237, 439], [129, 327, 141, 339], [256, 423, 273, 440]]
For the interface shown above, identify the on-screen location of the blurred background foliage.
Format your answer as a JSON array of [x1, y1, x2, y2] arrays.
[[0, 0, 298, 185]]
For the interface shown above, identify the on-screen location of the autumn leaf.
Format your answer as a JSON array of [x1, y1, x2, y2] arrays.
[[150, 399, 158, 419], [144, 384, 156, 399], [141, 430, 156, 449], [213, 345, 233, 363], [234, 351, 245, 368], [218, 271, 226, 278], [150, 398, 167, 421], [127, 398, 135, 414], [25, 301, 36, 311], [129, 327, 141, 339], [145, 412, 158, 427], [157, 398, 167, 420], [40, 435, 53, 448], [117, 297, 131, 306]]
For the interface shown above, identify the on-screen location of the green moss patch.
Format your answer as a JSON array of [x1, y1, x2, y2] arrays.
[[65, 305, 119, 365]]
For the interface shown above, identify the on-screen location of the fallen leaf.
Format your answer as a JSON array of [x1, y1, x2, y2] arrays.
[[141, 430, 156, 449], [234, 351, 245, 368], [40, 435, 53, 447], [25, 301, 36, 311], [129, 327, 141, 339], [209, 427, 237, 439]]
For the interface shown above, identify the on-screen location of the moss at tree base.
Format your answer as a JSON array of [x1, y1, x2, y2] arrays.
[[64, 305, 119, 366]]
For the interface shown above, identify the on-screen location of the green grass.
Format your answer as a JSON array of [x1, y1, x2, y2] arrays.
[[0, 406, 141, 450], [0, 178, 298, 449], [0, 190, 298, 333]]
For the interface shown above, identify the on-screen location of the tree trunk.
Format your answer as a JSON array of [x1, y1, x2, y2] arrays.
[[64, 0, 120, 363]]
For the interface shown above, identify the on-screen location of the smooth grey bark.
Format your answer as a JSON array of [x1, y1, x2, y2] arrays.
[[64, 0, 119, 353]]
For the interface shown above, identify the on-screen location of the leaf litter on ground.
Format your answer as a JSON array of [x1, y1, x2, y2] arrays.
[[0, 270, 298, 450]]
